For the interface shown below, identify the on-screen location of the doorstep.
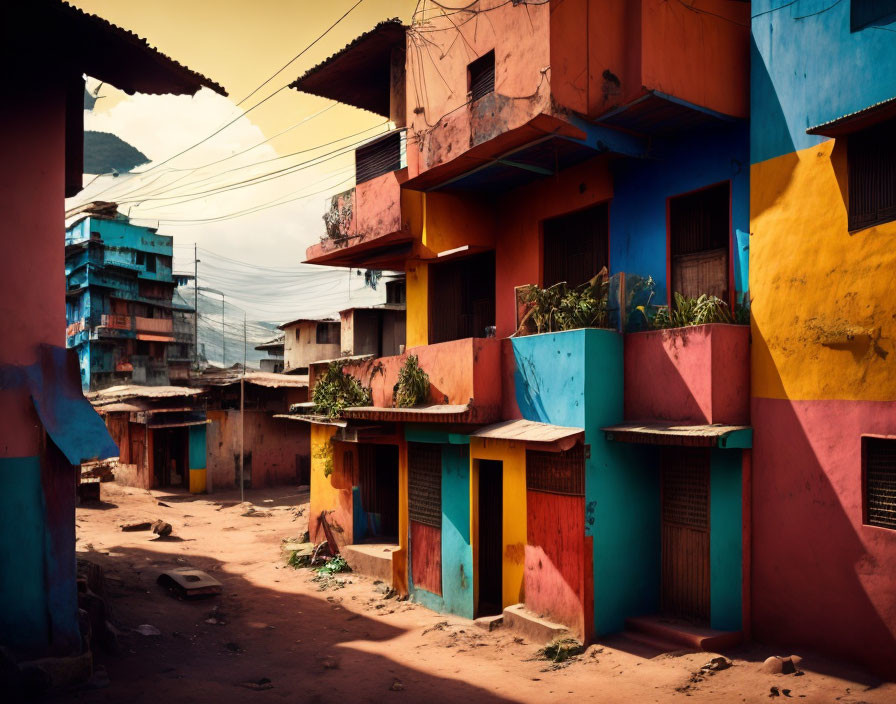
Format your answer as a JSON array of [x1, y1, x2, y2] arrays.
[[625, 615, 743, 651], [502, 603, 570, 644], [340, 543, 398, 584]]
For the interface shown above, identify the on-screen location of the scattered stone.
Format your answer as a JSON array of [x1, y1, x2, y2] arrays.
[[701, 656, 732, 672], [238, 678, 273, 691], [762, 655, 802, 675], [120, 522, 152, 532], [134, 624, 160, 636], [224, 642, 242, 653], [423, 621, 449, 635], [241, 508, 272, 518], [389, 680, 405, 691], [321, 658, 338, 669], [158, 502, 171, 508], [770, 685, 780, 697], [151, 520, 172, 537]]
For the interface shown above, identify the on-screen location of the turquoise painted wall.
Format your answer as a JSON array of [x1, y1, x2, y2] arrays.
[[511, 329, 657, 634], [189, 424, 207, 469], [710, 448, 743, 631], [0, 457, 50, 655], [404, 426, 474, 619]]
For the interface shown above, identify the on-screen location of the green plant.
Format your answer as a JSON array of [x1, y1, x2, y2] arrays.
[[312, 361, 373, 418], [653, 292, 736, 329], [519, 268, 610, 335], [314, 440, 334, 478], [394, 355, 430, 408], [537, 637, 585, 663], [315, 555, 349, 576]]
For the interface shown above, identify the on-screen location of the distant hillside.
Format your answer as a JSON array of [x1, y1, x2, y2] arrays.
[[84, 131, 149, 174]]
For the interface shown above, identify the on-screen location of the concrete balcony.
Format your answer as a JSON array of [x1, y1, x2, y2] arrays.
[[99, 313, 130, 330], [623, 324, 750, 426], [135, 316, 173, 335], [328, 337, 503, 424]]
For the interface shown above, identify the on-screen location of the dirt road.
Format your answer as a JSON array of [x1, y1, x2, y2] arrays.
[[56, 483, 894, 703]]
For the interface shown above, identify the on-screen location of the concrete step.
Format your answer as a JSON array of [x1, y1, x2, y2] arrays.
[[474, 615, 504, 632], [340, 543, 398, 584], [502, 603, 570, 645], [625, 615, 742, 651], [608, 629, 690, 658]]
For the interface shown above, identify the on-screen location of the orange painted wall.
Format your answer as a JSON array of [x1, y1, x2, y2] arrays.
[[493, 154, 614, 337], [309, 425, 356, 550], [550, 0, 748, 120]]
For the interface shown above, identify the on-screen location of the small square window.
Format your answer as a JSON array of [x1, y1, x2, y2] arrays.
[[316, 322, 339, 345], [864, 436, 896, 530], [848, 119, 896, 230], [468, 50, 495, 102]]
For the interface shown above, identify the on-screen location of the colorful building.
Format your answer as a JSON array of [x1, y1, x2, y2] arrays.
[[750, 0, 896, 677], [279, 316, 342, 373], [65, 202, 191, 391], [0, 0, 224, 668], [289, 0, 753, 649]]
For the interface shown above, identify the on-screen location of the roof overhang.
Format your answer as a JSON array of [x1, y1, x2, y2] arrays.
[[304, 230, 414, 268], [602, 422, 752, 448], [595, 90, 739, 136], [289, 19, 406, 116], [342, 404, 497, 424], [470, 419, 585, 452], [807, 95, 896, 137]]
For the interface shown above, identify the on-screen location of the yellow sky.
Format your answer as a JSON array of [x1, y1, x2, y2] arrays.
[[73, 0, 418, 153]]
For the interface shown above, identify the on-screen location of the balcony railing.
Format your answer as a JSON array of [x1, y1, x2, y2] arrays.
[[135, 317, 173, 334], [99, 314, 130, 330]]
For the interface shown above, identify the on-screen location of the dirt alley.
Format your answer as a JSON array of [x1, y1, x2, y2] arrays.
[[55, 482, 896, 703]]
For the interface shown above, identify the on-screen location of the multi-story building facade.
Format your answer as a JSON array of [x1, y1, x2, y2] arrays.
[[291, 0, 757, 658], [750, 0, 896, 678], [65, 202, 190, 390]]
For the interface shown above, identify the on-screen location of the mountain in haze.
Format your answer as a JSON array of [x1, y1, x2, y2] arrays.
[[84, 130, 149, 175]]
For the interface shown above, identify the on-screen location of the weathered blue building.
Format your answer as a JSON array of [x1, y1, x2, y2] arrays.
[[65, 201, 192, 390]]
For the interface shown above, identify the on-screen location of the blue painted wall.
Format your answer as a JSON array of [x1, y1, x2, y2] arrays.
[[0, 457, 50, 655], [404, 427, 474, 619], [511, 329, 657, 634], [751, 0, 896, 164], [609, 122, 750, 303], [710, 448, 743, 631], [189, 425, 207, 469]]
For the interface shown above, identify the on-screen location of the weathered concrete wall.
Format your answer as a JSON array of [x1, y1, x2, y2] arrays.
[[282, 321, 340, 372], [624, 324, 750, 425]]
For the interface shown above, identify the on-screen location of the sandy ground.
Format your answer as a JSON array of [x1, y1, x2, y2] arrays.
[[52, 482, 896, 704]]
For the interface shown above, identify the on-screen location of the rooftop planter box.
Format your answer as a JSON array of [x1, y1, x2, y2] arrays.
[[624, 323, 749, 425], [314, 337, 502, 423]]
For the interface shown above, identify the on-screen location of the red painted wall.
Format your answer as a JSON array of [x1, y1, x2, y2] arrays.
[[751, 397, 896, 677], [624, 324, 750, 425], [411, 520, 442, 596], [525, 491, 591, 641]]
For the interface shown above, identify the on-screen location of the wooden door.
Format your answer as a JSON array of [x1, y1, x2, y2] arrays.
[[661, 447, 710, 623], [669, 182, 730, 303], [478, 460, 503, 616]]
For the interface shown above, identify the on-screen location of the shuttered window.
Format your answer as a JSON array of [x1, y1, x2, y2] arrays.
[[428, 251, 495, 344], [848, 120, 896, 231], [669, 183, 730, 303], [864, 436, 896, 530], [543, 203, 609, 289], [316, 322, 339, 344], [526, 446, 585, 496], [468, 51, 495, 102], [851, 0, 896, 31], [355, 130, 405, 184], [408, 442, 442, 528]]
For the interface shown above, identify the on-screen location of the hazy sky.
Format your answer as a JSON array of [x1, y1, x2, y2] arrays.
[[68, 0, 418, 324]]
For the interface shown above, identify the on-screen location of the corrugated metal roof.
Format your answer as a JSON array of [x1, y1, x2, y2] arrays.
[[273, 413, 347, 427], [278, 314, 340, 330], [602, 422, 752, 448], [200, 371, 308, 388], [88, 385, 203, 404], [806, 95, 896, 137], [470, 419, 584, 448], [342, 404, 475, 423]]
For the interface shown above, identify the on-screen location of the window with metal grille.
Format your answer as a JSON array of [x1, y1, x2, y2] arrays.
[[848, 120, 896, 230], [355, 130, 404, 184], [408, 442, 441, 528], [851, 0, 896, 31], [526, 446, 585, 496], [662, 448, 710, 530], [543, 203, 609, 289], [316, 322, 339, 345], [468, 51, 495, 102], [428, 251, 495, 344], [864, 436, 896, 530]]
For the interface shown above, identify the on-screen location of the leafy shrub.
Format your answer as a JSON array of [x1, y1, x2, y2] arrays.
[[653, 293, 735, 329], [312, 362, 372, 418], [394, 355, 429, 408], [314, 440, 334, 478], [518, 268, 610, 335], [315, 555, 349, 575]]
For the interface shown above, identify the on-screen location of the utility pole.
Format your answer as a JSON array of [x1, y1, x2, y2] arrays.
[[239, 311, 246, 503], [193, 243, 199, 370]]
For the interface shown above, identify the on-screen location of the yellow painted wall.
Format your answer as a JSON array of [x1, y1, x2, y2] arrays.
[[469, 438, 527, 611], [406, 261, 428, 348], [751, 139, 896, 401], [309, 424, 342, 543], [392, 435, 409, 593]]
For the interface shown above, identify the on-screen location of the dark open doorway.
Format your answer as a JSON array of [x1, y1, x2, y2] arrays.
[[152, 427, 188, 489], [661, 447, 711, 624], [477, 459, 503, 617], [358, 443, 400, 542], [669, 182, 730, 304], [428, 250, 495, 344], [543, 202, 609, 289]]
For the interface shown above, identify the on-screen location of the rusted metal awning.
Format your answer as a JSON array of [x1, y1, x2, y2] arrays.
[[136, 333, 176, 342], [470, 419, 584, 451], [273, 413, 347, 428], [602, 422, 752, 448], [342, 404, 480, 424], [807, 96, 896, 137]]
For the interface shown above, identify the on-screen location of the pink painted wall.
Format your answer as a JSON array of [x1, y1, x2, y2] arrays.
[[342, 337, 502, 416], [751, 397, 896, 678], [525, 491, 592, 641], [0, 79, 66, 459], [624, 324, 750, 425]]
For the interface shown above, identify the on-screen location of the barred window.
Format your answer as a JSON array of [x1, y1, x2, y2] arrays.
[[408, 442, 441, 527], [848, 119, 896, 231], [468, 51, 495, 102], [526, 445, 585, 496], [316, 322, 339, 345], [864, 436, 896, 530]]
